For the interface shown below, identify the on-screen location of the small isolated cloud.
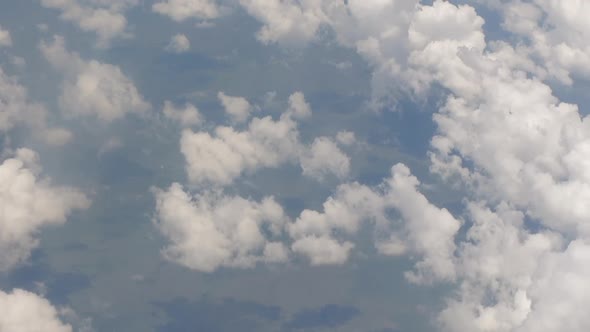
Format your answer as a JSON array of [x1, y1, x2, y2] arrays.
[[40, 36, 150, 122], [300, 137, 350, 181], [0, 66, 71, 145], [153, 0, 220, 21], [163, 101, 202, 127], [0, 288, 73, 332], [40, 0, 139, 47], [217, 91, 252, 124], [153, 183, 289, 272], [0, 25, 12, 47], [336, 131, 356, 146], [0, 149, 89, 271], [165, 34, 190, 53]]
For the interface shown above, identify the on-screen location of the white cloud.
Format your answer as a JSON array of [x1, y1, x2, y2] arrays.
[[162, 101, 202, 127], [379, 163, 460, 284], [0, 25, 11, 47], [217, 91, 252, 124], [0, 66, 72, 145], [165, 34, 191, 53], [335, 131, 356, 146], [0, 149, 89, 271], [40, 0, 139, 47], [152, 183, 289, 272], [0, 288, 72, 332], [180, 109, 301, 186], [153, 0, 220, 21], [40, 36, 150, 122], [300, 137, 350, 181]]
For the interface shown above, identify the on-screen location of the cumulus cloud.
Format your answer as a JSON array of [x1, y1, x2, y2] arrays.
[[162, 101, 202, 127], [300, 137, 350, 181], [290, 163, 459, 278], [153, 0, 220, 21], [165, 34, 190, 53], [180, 91, 348, 187], [152, 183, 289, 272], [217, 91, 252, 124], [0, 288, 72, 332], [40, 0, 139, 47], [0, 25, 11, 47], [40, 36, 149, 122], [0, 66, 72, 145], [0, 149, 89, 271]]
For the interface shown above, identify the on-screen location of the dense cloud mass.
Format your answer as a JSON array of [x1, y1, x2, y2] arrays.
[[3, 0, 590, 331]]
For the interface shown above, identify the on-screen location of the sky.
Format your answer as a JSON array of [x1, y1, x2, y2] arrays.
[[1, 0, 590, 331]]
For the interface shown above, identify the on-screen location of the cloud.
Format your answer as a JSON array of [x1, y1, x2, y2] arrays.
[[0, 288, 72, 332], [153, 0, 220, 21], [165, 34, 191, 53], [40, 36, 150, 122], [299, 137, 350, 181], [0, 149, 89, 271], [181, 92, 347, 187], [40, 0, 139, 47], [162, 101, 203, 127], [152, 183, 289, 272], [217, 92, 252, 124], [0, 25, 11, 47], [0, 66, 72, 145]]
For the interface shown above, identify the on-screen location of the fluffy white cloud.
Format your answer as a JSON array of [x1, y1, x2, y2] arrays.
[[162, 101, 202, 127], [180, 91, 348, 186], [40, 36, 149, 122], [153, 183, 289, 272], [217, 91, 252, 124], [290, 163, 459, 277], [335, 131, 355, 146], [300, 137, 350, 181], [165, 34, 190, 53], [0, 66, 72, 145], [0, 288, 72, 332], [40, 0, 139, 47], [153, 0, 220, 21], [180, 108, 301, 186], [0, 25, 11, 47], [0, 149, 89, 271]]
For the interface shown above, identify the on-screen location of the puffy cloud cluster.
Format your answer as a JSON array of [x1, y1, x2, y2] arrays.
[[153, 183, 289, 272], [40, 36, 149, 122], [0, 288, 73, 332], [40, 0, 139, 47], [0, 149, 90, 271], [180, 91, 348, 186], [229, 1, 590, 331], [493, 0, 590, 84], [153, 0, 220, 21], [0, 66, 72, 145]]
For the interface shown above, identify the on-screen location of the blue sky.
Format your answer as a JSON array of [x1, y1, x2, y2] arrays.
[[2, 1, 590, 332]]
